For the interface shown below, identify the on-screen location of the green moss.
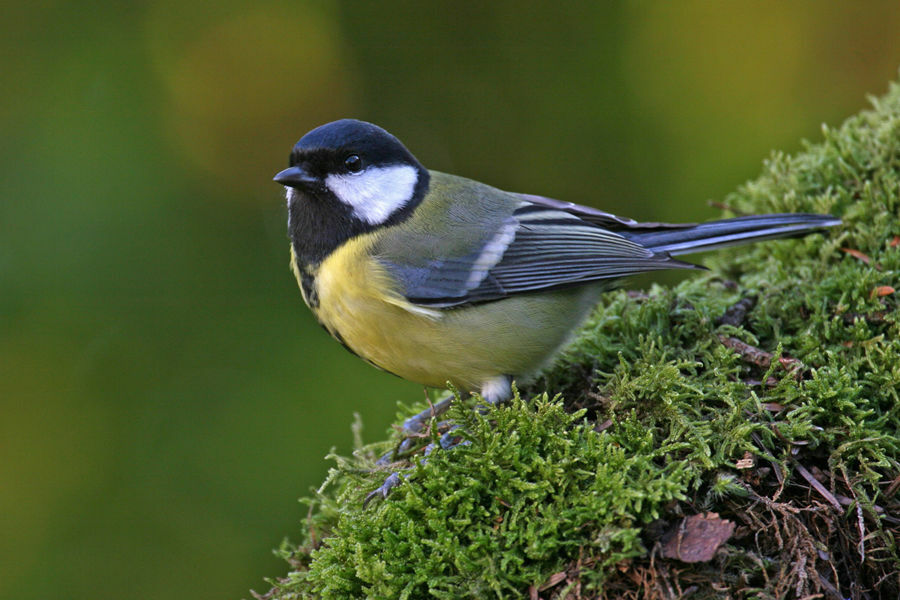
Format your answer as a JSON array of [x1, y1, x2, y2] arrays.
[[258, 80, 900, 599], [282, 395, 696, 598]]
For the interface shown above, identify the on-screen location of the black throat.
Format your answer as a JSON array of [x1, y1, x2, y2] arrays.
[[287, 169, 430, 267]]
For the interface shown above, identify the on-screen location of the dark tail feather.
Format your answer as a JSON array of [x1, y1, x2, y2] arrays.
[[623, 214, 842, 256]]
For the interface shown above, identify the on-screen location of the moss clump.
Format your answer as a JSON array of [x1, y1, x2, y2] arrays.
[[256, 80, 900, 599]]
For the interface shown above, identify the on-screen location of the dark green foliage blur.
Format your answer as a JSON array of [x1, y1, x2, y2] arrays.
[[2, 2, 900, 599]]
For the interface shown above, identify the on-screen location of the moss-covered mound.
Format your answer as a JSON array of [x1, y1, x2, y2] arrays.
[[256, 81, 900, 599]]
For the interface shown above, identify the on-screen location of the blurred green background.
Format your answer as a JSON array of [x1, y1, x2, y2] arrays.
[[2, 2, 899, 598]]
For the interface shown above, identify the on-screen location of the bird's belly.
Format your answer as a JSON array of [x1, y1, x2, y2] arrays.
[[311, 247, 602, 391]]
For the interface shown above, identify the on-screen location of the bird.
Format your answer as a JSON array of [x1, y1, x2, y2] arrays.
[[274, 119, 840, 430]]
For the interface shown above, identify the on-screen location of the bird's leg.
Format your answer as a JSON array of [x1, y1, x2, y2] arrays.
[[374, 394, 455, 467], [383, 376, 512, 460], [400, 395, 455, 435], [366, 377, 513, 506]]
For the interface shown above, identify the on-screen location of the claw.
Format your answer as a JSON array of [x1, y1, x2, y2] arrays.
[[363, 471, 404, 507], [439, 425, 466, 450], [401, 396, 455, 434], [375, 437, 417, 466], [376, 393, 456, 466], [375, 450, 395, 466], [365, 435, 473, 507], [365, 391, 490, 505]]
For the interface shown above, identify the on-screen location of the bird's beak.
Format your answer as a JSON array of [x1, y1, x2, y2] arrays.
[[273, 165, 318, 189]]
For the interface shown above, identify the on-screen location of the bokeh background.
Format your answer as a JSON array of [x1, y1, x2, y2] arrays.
[[3, 2, 900, 598]]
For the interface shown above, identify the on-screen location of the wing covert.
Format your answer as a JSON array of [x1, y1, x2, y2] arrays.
[[375, 198, 698, 309]]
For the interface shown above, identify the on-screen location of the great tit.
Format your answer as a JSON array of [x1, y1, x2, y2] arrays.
[[274, 119, 840, 410]]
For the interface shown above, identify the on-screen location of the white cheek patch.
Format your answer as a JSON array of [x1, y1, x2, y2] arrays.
[[325, 165, 418, 225]]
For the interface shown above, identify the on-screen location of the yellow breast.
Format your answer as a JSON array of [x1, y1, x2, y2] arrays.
[[307, 236, 457, 386], [294, 237, 601, 393]]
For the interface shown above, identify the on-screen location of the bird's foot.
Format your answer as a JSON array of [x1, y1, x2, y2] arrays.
[[401, 396, 455, 434], [365, 425, 470, 506], [363, 471, 404, 507], [375, 394, 456, 466], [365, 381, 510, 506]]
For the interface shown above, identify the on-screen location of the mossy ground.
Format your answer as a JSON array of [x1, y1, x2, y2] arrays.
[[256, 81, 900, 599]]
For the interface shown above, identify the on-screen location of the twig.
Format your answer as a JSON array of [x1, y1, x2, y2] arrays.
[[708, 200, 749, 215], [792, 461, 843, 512], [839, 466, 867, 563], [841, 310, 888, 326], [718, 335, 774, 368], [884, 472, 900, 498], [719, 336, 805, 377], [716, 295, 757, 327]]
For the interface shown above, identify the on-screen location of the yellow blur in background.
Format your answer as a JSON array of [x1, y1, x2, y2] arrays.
[[2, 2, 899, 598]]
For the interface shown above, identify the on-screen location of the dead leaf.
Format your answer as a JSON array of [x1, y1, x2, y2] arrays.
[[778, 357, 802, 370], [871, 285, 895, 298], [841, 248, 871, 264], [595, 419, 613, 433], [735, 454, 755, 469], [660, 513, 735, 562], [540, 570, 567, 590], [890, 236, 900, 248]]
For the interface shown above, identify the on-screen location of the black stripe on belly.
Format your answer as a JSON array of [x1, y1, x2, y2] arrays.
[[300, 271, 319, 309]]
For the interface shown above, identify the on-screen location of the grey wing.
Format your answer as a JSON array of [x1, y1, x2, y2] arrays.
[[516, 193, 696, 231], [377, 201, 700, 309]]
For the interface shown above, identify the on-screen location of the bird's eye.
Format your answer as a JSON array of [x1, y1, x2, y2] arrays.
[[344, 154, 362, 173]]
